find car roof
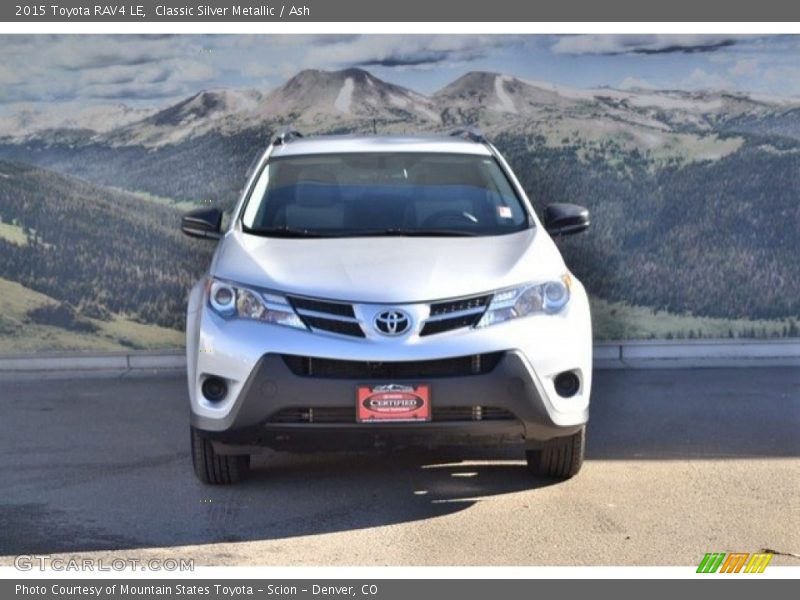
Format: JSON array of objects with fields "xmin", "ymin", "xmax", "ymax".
[{"xmin": 270, "ymin": 134, "xmax": 494, "ymax": 158}]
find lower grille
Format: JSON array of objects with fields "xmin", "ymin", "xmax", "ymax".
[
  {"xmin": 267, "ymin": 405, "xmax": 516, "ymax": 424},
  {"xmin": 431, "ymin": 406, "xmax": 517, "ymax": 421},
  {"xmin": 281, "ymin": 352, "xmax": 503, "ymax": 379},
  {"xmin": 268, "ymin": 407, "xmax": 356, "ymax": 424}
]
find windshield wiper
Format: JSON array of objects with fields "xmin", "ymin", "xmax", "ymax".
[
  {"xmin": 243, "ymin": 225, "xmax": 334, "ymax": 238},
  {"xmin": 348, "ymin": 228, "xmax": 480, "ymax": 237},
  {"xmin": 244, "ymin": 226, "xmax": 480, "ymax": 238}
]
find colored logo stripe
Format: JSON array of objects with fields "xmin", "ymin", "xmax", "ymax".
[
  {"xmin": 720, "ymin": 553, "xmax": 749, "ymax": 573},
  {"xmin": 697, "ymin": 553, "xmax": 726, "ymax": 573},
  {"xmin": 697, "ymin": 552, "xmax": 773, "ymax": 573},
  {"xmin": 744, "ymin": 553, "xmax": 773, "ymax": 573}
]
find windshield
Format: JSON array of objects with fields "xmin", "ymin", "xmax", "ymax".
[{"xmin": 240, "ymin": 152, "xmax": 530, "ymax": 237}]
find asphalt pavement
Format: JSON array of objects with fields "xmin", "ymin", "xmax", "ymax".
[{"xmin": 0, "ymin": 368, "xmax": 797, "ymax": 566}]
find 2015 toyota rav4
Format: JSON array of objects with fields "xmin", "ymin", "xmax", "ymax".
[{"xmin": 181, "ymin": 129, "xmax": 592, "ymax": 485}]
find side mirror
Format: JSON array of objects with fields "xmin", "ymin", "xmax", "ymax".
[
  {"xmin": 544, "ymin": 203, "xmax": 590, "ymax": 236},
  {"xmin": 181, "ymin": 207, "xmax": 223, "ymax": 240}
]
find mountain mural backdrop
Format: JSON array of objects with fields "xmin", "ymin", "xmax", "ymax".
[{"xmin": 0, "ymin": 67, "xmax": 798, "ymax": 352}]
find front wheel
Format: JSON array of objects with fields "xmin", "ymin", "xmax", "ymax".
[
  {"xmin": 525, "ymin": 426, "xmax": 585, "ymax": 479},
  {"xmin": 190, "ymin": 427, "xmax": 250, "ymax": 485}
]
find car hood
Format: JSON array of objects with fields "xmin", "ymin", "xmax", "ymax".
[{"xmin": 212, "ymin": 228, "xmax": 565, "ymax": 303}]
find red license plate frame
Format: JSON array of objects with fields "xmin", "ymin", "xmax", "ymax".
[{"xmin": 356, "ymin": 384, "xmax": 431, "ymax": 423}]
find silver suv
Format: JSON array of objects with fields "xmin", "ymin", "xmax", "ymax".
[{"xmin": 181, "ymin": 129, "xmax": 592, "ymax": 485}]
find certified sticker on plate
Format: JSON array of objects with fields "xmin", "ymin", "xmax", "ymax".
[{"xmin": 356, "ymin": 384, "xmax": 431, "ymax": 423}]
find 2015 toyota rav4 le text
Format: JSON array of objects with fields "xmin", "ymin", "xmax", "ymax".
[{"xmin": 181, "ymin": 129, "xmax": 592, "ymax": 485}]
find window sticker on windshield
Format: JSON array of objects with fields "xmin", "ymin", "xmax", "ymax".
[{"xmin": 497, "ymin": 206, "xmax": 513, "ymax": 219}]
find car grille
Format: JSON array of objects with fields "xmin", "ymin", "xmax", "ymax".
[
  {"xmin": 301, "ymin": 316, "xmax": 365, "ymax": 338},
  {"xmin": 267, "ymin": 405, "xmax": 516, "ymax": 424},
  {"xmin": 419, "ymin": 294, "xmax": 492, "ymax": 336},
  {"xmin": 287, "ymin": 295, "xmax": 365, "ymax": 338},
  {"xmin": 281, "ymin": 352, "xmax": 503, "ymax": 379},
  {"xmin": 420, "ymin": 314, "xmax": 483, "ymax": 336},
  {"xmin": 288, "ymin": 296, "xmax": 355, "ymax": 318},
  {"xmin": 429, "ymin": 294, "xmax": 492, "ymax": 317},
  {"xmin": 286, "ymin": 292, "xmax": 492, "ymax": 338}
]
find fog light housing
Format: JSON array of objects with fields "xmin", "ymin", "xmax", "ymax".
[
  {"xmin": 202, "ymin": 376, "xmax": 228, "ymax": 402},
  {"xmin": 554, "ymin": 371, "xmax": 580, "ymax": 398}
]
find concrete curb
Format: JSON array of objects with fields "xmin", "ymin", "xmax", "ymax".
[
  {"xmin": 0, "ymin": 350, "xmax": 185, "ymax": 376},
  {"xmin": 0, "ymin": 339, "xmax": 800, "ymax": 377},
  {"xmin": 597, "ymin": 339, "xmax": 800, "ymax": 369},
  {"xmin": 0, "ymin": 340, "xmax": 798, "ymax": 376}
]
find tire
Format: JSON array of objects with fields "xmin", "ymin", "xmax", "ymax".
[
  {"xmin": 526, "ymin": 426, "xmax": 585, "ymax": 479},
  {"xmin": 190, "ymin": 427, "xmax": 250, "ymax": 485}
]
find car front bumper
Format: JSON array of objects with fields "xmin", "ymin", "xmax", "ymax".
[{"xmin": 186, "ymin": 278, "xmax": 593, "ymax": 452}]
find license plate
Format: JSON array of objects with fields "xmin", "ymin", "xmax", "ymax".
[{"xmin": 356, "ymin": 384, "xmax": 431, "ymax": 423}]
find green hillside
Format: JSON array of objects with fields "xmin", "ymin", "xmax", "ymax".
[
  {"xmin": 0, "ymin": 277, "xmax": 182, "ymax": 353},
  {"xmin": 497, "ymin": 133, "xmax": 800, "ymax": 321},
  {"xmin": 0, "ymin": 161, "xmax": 213, "ymax": 331},
  {"xmin": 590, "ymin": 298, "xmax": 797, "ymax": 341}
]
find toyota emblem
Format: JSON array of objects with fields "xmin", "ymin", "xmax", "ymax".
[{"xmin": 374, "ymin": 309, "xmax": 411, "ymax": 336}]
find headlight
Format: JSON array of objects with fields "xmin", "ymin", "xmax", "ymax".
[
  {"xmin": 476, "ymin": 274, "xmax": 572, "ymax": 328},
  {"xmin": 207, "ymin": 279, "xmax": 306, "ymax": 329}
]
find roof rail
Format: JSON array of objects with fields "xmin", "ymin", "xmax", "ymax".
[
  {"xmin": 448, "ymin": 127, "xmax": 487, "ymax": 144},
  {"xmin": 273, "ymin": 127, "xmax": 304, "ymax": 145}
]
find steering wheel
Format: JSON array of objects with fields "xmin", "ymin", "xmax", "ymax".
[{"xmin": 421, "ymin": 211, "xmax": 478, "ymax": 228}]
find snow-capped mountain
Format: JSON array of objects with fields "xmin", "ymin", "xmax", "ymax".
[
  {"xmin": 433, "ymin": 71, "xmax": 789, "ymax": 132},
  {"xmin": 255, "ymin": 68, "xmax": 439, "ymax": 125},
  {"xmin": 434, "ymin": 71, "xmax": 579, "ymax": 119},
  {"xmin": 105, "ymin": 88, "xmax": 263, "ymax": 147},
  {"xmin": 1, "ymin": 67, "xmax": 798, "ymax": 154},
  {"xmin": 96, "ymin": 69, "xmax": 441, "ymax": 147},
  {"xmin": 146, "ymin": 89, "xmax": 262, "ymax": 127}
]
